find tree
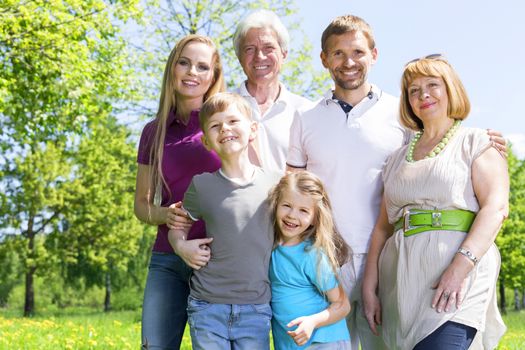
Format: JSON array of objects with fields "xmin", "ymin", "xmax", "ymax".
[
  {"xmin": 51, "ymin": 118, "xmax": 144, "ymax": 312},
  {"xmin": 496, "ymin": 148, "xmax": 525, "ymax": 313},
  {"xmin": 0, "ymin": 0, "xmax": 142, "ymax": 316}
]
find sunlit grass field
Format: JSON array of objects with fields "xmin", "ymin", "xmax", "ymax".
[{"xmin": 0, "ymin": 308, "xmax": 524, "ymax": 349}]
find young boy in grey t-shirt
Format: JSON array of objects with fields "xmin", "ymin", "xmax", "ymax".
[{"xmin": 168, "ymin": 93, "xmax": 281, "ymax": 350}]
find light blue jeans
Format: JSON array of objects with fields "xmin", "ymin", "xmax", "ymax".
[
  {"xmin": 187, "ymin": 296, "xmax": 272, "ymax": 350},
  {"xmin": 141, "ymin": 252, "xmax": 192, "ymax": 349}
]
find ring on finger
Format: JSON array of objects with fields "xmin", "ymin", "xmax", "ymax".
[{"xmin": 443, "ymin": 291, "xmax": 450, "ymax": 299}]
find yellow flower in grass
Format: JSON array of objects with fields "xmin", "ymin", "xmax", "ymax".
[
  {"xmin": 65, "ymin": 338, "xmax": 75, "ymax": 350},
  {"xmin": 88, "ymin": 325, "xmax": 97, "ymax": 337},
  {"xmin": 113, "ymin": 320, "xmax": 122, "ymax": 327},
  {"xmin": 0, "ymin": 318, "xmax": 14, "ymax": 327},
  {"xmin": 42, "ymin": 319, "xmax": 57, "ymax": 329}
]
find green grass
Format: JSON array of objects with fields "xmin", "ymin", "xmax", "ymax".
[
  {"xmin": 497, "ymin": 310, "xmax": 525, "ymax": 350},
  {"xmin": 0, "ymin": 308, "xmax": 524, "ymax": 349}
]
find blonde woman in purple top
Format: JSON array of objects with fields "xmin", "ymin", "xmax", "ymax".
[{"xmin": 134, "ymin": 34, "xmax": 225, "ymax": 349}]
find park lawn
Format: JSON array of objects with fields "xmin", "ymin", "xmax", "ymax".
[{"xmin": 0, "ymin": 308, "xmax": 524, "ymax": 349}]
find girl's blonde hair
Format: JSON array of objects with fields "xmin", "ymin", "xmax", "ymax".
[
  {"xmin": 268, "ymin": 171, "xmax": 350, "ymax": 277},
  {"xmin": 149, "ymin": 34, "xmax": 225, "ymax": 200}
]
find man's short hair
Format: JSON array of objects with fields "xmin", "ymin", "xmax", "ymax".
[{"xmin": 321, "ymin": 15, "xmax": 375, "ymax": 52}]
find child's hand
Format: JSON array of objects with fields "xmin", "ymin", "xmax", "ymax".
[
  {"xmin": 169, "ymin": 234, "xmax": 213, "ymax": 270},
  {"xmin": 286, "ymin": 316, "xmax": 316, "ymax": 346}
]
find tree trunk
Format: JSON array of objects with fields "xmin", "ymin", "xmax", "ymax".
[
  {"xmin": 514, "ymin": 288, "xmax": 520, "ymax": 311},
  {"xmin": 24, "ymin": 216, "xmax": 36, "ymax": 317},
  {"xmin": 24, "ymin": 267, "xmax": 36, "ymax": 317},
  {"xmin": 499, "ymin": 280, "xmax": 506, "ymax": 314},
  {"xmin": 104, "ymin": 272, "xmax": 111, "ymax": 312},
  {"xmin": 522, "ymin": 288, "xmax": 525, "ymax": 309}
]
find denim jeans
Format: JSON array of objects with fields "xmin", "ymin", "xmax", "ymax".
[
  {"xmin": 413, "ymin": 321, "xmax": 477, "ymax": 350},
  {"xmin": 141, "ymin": 252, "xmax": 192, "ymax": 349},
  {"xmin": 187, "ymin": 296, "xmax": 272, "ymax": 350}
]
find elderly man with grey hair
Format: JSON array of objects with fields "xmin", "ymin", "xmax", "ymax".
[{"xmin": 233, "ymin": 10, "xmax": 311, "ymax": 173}]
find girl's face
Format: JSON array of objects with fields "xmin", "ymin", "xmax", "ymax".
[
  {"xmin": 275, "ymin": 187, "xmax": 316, "ymax": 246},
  {"xmin": 173, "ymin": 42, "xmax": 215, "ymax": 102}
]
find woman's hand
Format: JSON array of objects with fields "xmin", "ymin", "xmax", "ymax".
[
  {"xmin": 166, "ymin": 201, "xmax": 193, "ymax": 230},
  {"xmin": 431, "ymin": 259, "xmax": 470, "ymax": 313},
  {"xmin": 363, "ymin": 290, "xmax": 382, "ymax": 335}
]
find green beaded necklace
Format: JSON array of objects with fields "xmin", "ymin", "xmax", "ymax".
[{"xmin": 406, "ymin": 119, "xmax": 461, "ymax": 162}]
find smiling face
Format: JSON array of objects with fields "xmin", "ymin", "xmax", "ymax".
[
  {"xmin": 275, "ymin": 187, "xmax": 316, "ymax": 246},
  {"xmin": 239, "ymin": 27, "xmax": 286, "ymax": 86},
  {"xmin": 321, "ymin": 30, "xmax": 377, "ymax": 94},
  {"xmin": 407, "ymin": 76, "xmax": 449, "ymax": 122},
  {"xmin": 201, "ymin": 104, "xmax": 257, "ymax": 157},
  {"xmin": 173, "ymin": 41, "xmax": 215, "ymax": 103}
]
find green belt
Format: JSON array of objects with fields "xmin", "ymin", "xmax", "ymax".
[{"xmin": 394, "ymin": 209, "xmax": 476, "ymax": 237}]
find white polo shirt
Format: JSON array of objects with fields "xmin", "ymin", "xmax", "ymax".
[
  {"xmin": 287, "ymin": 85, "xmax": 411, "ymax": 253},
  {"xmin": 237, "ymin": 82, "xmax": 312, "ymax": 173}
]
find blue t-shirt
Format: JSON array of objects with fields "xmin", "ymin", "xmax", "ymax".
[{"xmin": 270, "ymin": 240, "xmax": 350, "ymax": 349}]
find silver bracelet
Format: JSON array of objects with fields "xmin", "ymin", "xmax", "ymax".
[{"xmin": 457, "ymin": 247, "xmax": 478, "ymax": 265}]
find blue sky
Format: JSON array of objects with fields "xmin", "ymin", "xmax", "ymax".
[{"xmin": 295, "ymin": 0, "xmax": 525, "ymax": 157}]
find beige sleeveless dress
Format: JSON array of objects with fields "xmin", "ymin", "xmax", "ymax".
[{"xmin": 379, "ymin": 127, "xmax": 506, "ymax": 349}]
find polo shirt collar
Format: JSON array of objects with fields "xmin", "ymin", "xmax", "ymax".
[
  {"xmin": 238, "ymin": 81, "xmax": 288, "ymax": 106},
  {"xmin": 167, "ymin": 109, "xmax": 201, "ymax": 128},
  {"xmin": 323, "ymin": 84, "xmax": 381, "ymax": 107}
]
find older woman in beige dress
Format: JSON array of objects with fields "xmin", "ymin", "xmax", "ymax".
[{"xmin": 362, "ymin": 55, "xmax": 508, "ymax": 350}]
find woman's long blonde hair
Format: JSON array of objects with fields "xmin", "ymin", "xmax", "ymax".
[
  {"xmin": 268, "ymin": 171, "xmax": 350, "ymax": 278},
  {"xmin": 149, "ymin": 34, "xmax": 225, "ymax": 202}
]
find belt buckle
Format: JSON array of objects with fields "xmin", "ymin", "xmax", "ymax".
[
  {"xmin": 403, "ymin": 209, "xmax": 426, "ymax": 233},
  {"xmin": 432, "ymin": 212, "xmax": 442, "ymax": 227}
]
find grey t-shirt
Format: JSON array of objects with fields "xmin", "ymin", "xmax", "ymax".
[{"xmin": 183, "ymin": 167, "xmax": 281, "ymax": 304}]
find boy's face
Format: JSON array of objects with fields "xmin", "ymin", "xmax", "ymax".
[{"xmin": 201, "ymin": 104, "xmax": 258, "ymax": 157}]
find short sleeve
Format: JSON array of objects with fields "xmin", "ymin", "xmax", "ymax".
[
  {"xmin": 137, "ymin": 121, "xmax": 156, "ymax": 165},
  {"xmin": 286, "ymin": 112, "xmax": 307, "ymax": 168},
  {"xmin": 382, "ymin": 145, "xmax": 406, "ymax": 184},
  {"xmin": 304, "ymin": 248, "xmax": 338, "ymax": 293},
  {"xmin": 464, "ymin": 128, "xmax": 493, "ymax": 163},
  {"xmin": 182, "ymin": 179, "xmax": 201, "ymax": 221}
]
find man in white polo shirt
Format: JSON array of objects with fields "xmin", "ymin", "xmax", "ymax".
[
  {"xmin": 233, "ymin": 10, "xmax": 311, "ymax": 172},
  {"xmin": 287, "ymin": 14, "xmax": 408, "ymax": 350}
]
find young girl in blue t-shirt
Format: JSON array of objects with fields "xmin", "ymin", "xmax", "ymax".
[{"xmin": 268, "ymin": 171, "xmax": 352, "ymax": 350}]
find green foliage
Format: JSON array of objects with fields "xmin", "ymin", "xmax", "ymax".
[
  {"xmin": 0, "ymin": 0, "xmax": 144, "ymax": 315},
  {"xmin": 497, "ymin": 148, "xmax": 525, "ymax": 291},
  {"xmin": 0, "ymin": 240, "xmax": 22, "ymax": 307},
  {"xmin": 51, "ymin": 118, "xmax": 144, "ymax": 292},
  {"xmin": 6, "ymin": 277, "xmax": 105, "ymax": 311},
  {"xmin": 0, "ymin": 0, "xmax": 142, "ymax": 143}
]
